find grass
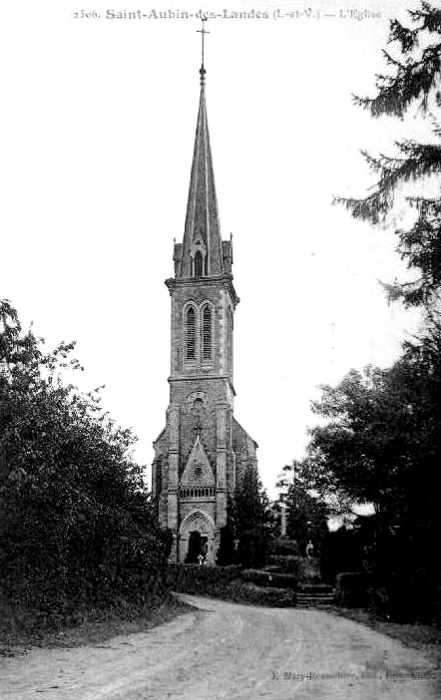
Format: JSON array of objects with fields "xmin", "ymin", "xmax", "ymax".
[
  {"xmin": 330, "ymin": 606, "xmax": 441, "ymax": 668},
  {"xmin": 0, "ymin": 594, "xmax": 195, "ymax": 657}
]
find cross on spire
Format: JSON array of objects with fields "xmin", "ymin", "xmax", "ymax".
[{"xmin": 197, "ymin": 18, "xmax": 209, "ymax": 85}]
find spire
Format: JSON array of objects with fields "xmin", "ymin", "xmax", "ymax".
[
  {"xmin": 198, "ymin": 17, "xmax": 208, "ymax": 87},
  {"xmin": 177, "ymin": 21, "xmax": 224, "ymax": 279}
]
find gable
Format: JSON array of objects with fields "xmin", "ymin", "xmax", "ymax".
[{"xmin": 180, "ymin": 435, "xmax": 215, "ymax": 487}]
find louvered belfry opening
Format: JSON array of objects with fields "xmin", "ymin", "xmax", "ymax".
[
  {"xmin": 186, "ymin": 306, "xmax": 196, "ymax": 360},
  {"xmin": 194, "ymin": 250, "xmax": 203, "ymax": 277},
  {"xmin": 202, "ymin": 304, "xmax": 212, "ymax": 360}
]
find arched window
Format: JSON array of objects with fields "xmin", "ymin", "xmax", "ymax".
[
  {"xmin": 194, "ymin": 251, "xmax": 203, "ymax": 277},
  {"xmin": 202, "ymin": 305, "xmax": 212, "ymax": 361},
  {"xmin": 185, "ymin": 306, "xmax": 196, "ymax": 360}
]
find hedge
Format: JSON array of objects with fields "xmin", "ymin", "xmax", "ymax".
[
  {"xmin": 335, "ymin": 572, "xmax": 376, "ymax": 607},
  {"xmin": 265, "ymin": 555, "xmax": 301, "ymax": 575},
  {"xmin": 268, "ymin": 539, "xmax": 300, "ymax": 556},
  {"xmin": 167, "ymin": 564, "xmax": 297, "ymax": 607},
  {"xmin": 226, "ymin": 582, "xmax": 297, "ymax": 607},
  {"xmin": 241, "ymin": 569, "xmax": 297, "ymax": 590},
  {"xmin": 168, "ymin": 564, "xmax": 241, "ymax": 596}
]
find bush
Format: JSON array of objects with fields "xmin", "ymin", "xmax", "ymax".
[
  {"xmin": 370, "ymin": 574, "xmax": 427, "ymax": 623},
  {"xmin": 335, "ymin": 572, "xmax": 376, "ymax": 607},
  {"xmin": 320, "ymin": 530, "xmax": 365, "ymax": 584},
  {"xmin": 0, "ymin": 301, "xmax": 172, "ymax": 624},
  {"xmin": 167, "ymin": 564, "xmax": 297, "ymax": 607},
  {"xmin": 241, "ymin": 569, "xmax": 297, "ymax": 590},
  {"xmin": 298, "ymin": 583, "xmax": 333, "ymax": 593},
  {"xmin": 225, "ymin": 581, "xmax": 297, "ymax": 607},
  {"xmin": 268, "ymin": 539, "xmax": 300, "ymax": 556},
  {"xmin": 265, "ymin": 555, "xmax": 300, "ymax": 574},
  {"xmin": 296, "ymin": 557, "xmax": 322, "ymax": 584},
  {"xmin": 216, "ymin": 526, "xmax": 238, "ymax": 566},
  {"xmin": 167, "ymin": 564, "xmax": 241, "ymax": 596}
]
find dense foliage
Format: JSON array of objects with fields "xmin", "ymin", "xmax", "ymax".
[
  {"xmin": 275, "ymin": 462, "xmax": 329, "ymax": 556},
  {"xmin": 217, "ymin": 465, "xmax": 272, "ymax": 568},
  {"xmin": 293, "ymin": 3, "xmax": 441, "ymax": 620},
  {"xmin": 301, "ymin": 314, "xmax": 441, "ymax": 619},
  {"xmin": 336, "ymin": 1, "xmax": 441, "ymax": 311},
  {"xmin": 0, "ymin": 301, "xmax": 171, "ymax": 625},
  {"xmin": 304, "ymin": 0, "xmax": 441, "ymax": 621}
]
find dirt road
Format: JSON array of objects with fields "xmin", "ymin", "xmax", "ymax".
[{"xmin": 1, "ymin": 595, "xmax": 440, "ymax": 699}]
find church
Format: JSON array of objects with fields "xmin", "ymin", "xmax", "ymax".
[{"xmin": 152, "ymin": 39, "xmax": 258, "ymax": 564}]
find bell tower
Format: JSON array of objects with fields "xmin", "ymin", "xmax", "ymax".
[{"xmin": 152, "ymin": 24, "xmax": 258, "ymax": 564}]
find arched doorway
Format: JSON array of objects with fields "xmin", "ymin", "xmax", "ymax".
[
  {"xmin": 185, "ymin": 531, "xmax": 208, "ymax": 563},
  {"xmin": 179, "ymin": 510, "xmax": 215, "ymax": 564}
]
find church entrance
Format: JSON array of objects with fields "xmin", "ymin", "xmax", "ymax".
[
  {"xmin": 179, "ymin": 510, "xmax": 215, "ymax": 564},
  {"xmin": 185, "ymin": 531, "xmax": 208, "ymax": 563}
]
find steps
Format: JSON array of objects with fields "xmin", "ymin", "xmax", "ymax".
[{"xmin": 296, "ymin": 584, "xmax": 335, "ymax": 608}]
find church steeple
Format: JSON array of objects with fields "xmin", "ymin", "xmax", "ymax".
[
  {"xmin": 176, "ymin": 33, "xmax": 225, "ymax": 279},
  {"xmin": 153, "ymin": 27, "xmax": 258, "ymax": 565}
]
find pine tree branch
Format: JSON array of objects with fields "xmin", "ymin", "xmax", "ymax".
[
  {"xmin": 389, "ymin": 18, "xmax": 419, "ymax": 53},
  {"xmin": 335, "ymin": 141, "xmax": 441, "ymax": 224}
]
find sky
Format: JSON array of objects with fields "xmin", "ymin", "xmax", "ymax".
[{"xmin": 0, "ymin": 1, "xmax": 424, "ymax": 498}]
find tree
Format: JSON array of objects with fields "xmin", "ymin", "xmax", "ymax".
[
  {"xmin": 331, "ymin": 5, "xmax": 441, "ymax": 615},
  {"xmin": 275, "ymin": 462, "xmax": 328, "ymax": 555},
  {"xmin": 0, "ymin": 300, "xmax": 171, "ymax": 621},
  {"xmin": 303, "ymin": 356, "xmax": 439, "ymax": 521},
  {"xmin": 336, "ymin": 2, "xmax": 441, "ymax": 311},
  {"xmin": 303, "ymin": 366, "xmax": 400, "ymax": 516},
  {"xmin": 302, "ymin": 336, "xmax": 441, "ymax": 618},
  {"xmin": 218, "ymin": 464, "xmax": 272, "ymax": 568}
]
